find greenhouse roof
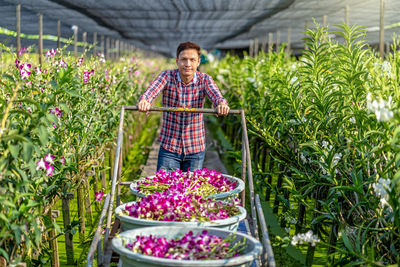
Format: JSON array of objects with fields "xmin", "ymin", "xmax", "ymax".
[{"xmin": 1, "ymin": 0, "xmax": 400, "ymax": 57}]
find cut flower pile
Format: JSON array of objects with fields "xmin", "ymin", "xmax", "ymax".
[
  {"xmin": 124, "ymin": 230, "xmax": 245, "ymax": 260},
  {"xmin": 121, "ymin": 190, "xmax": 240, "ymax": 221},
  {"xmin": 136, "ymin": 168, "xmax": 237, "ymax": 197}
]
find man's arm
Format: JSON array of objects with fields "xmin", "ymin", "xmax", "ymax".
[
  {"xmin": 204, "ymin": 74, "xmax": 230, "ymax": 116},
  {"xmin": 138, "ymin": 71, "xmax": 167, "ymax": 112}
]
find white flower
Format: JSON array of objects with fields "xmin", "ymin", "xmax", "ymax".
[
  {"xmin": 332, "ymin": 153, "xmax": 342, "ymax": 167},
  {"xmin": 216, "ymin": 74, "xmax": 224, "ymax": 82},
  {"xmin": 291, "ymin": 230, "xmax": 320, "ymax": 246},
  {"xmin": 36, "ymin": 158, "xmax": 46, "ymax": 170},
  {"xmin": 300, "ymin": 153, "xmax": 307, "ymax": 164},
  {"xmin": 349, "ymin": 117, "xmax": 356, "ymax": 124},
  {"xmin": 207, "ymin": 53, "xmax": 215, "ymax": 62},
  {"xmin": 322, "ymin": 141, "xmax": 329, "ymax": 149},
  {"xmin": 367, "ymin": 94, "xmax": 394, "ymax": 122}
]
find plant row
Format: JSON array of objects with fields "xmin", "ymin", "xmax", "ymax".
[{"xmin": 207, "ymin": 24, "xmax": 399, "ymax": 265}]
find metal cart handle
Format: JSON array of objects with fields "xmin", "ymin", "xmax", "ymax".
[{"xmin": 123, "ymin": 105, "xmax": 241, "ymax": 114}]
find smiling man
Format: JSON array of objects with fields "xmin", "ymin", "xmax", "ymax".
[{"xmin": 138, "ymin": 41, "xmax": 230, "ymax": 172}]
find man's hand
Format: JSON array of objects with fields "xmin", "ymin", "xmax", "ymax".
[
  {"xmin": 216, "ymin": 103, "xmax": 230, "ymax": 116},
  {"xmin": 138, "ymin": 99, "xmax": 151, "ymax": 113}
]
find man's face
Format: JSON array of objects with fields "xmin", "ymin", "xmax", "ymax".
[{"xmin": 176, "ymin": 49, "xmax": 200, "ymax": 78}]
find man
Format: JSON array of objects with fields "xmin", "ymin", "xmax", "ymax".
[{"xmin": 138, "ymin": 41, "xmax": 230, "ymax": 172}]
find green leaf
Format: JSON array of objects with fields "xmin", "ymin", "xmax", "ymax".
[
  {"xmin": 0, "ymin": 248, "xmax": 9, "ymax": 262},
  {"xmin": 0, "ymin": 212, "xmax": 9, "ymax": 224},
  {"xmin": 9, "ymin": 144, "xmax": 20, "ymax": 158},
  {"xmin": 341, "ymin": 231, "xmax": 354, "ymax": 253},
  {"xmin": 38, "ymin": 125, "xmax": 49, "ymax": 145},
  {"xmin": 2, "ymin": 73, "xmax": 15, "ymax": 83},
  {"xmin": 22, "ymin": 141, "xmax": 34, "ymax": 162}
]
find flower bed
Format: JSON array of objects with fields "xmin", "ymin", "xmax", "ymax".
[
  {"xmin": 112, "ymin": 226, "xmax": 262, "ymax": 267},
  {"xmin": 130, "ymin": 168, "xmax": 244, "ymax": 200}
]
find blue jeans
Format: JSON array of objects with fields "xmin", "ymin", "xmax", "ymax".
[{"xmin": 157, "ymin": 146, "xmax": 205, "ymax": 172}]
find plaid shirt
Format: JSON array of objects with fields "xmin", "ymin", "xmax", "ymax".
[{"xmin": 140, "ymin": 69, "xmax": 227, "ymax": 154}]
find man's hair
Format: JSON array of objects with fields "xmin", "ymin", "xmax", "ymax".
[{"xmin": 176, "ymin": 42, "xmax": 201, "ymax": 58}]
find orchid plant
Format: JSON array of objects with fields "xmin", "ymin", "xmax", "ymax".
[{"xmin": 123, "ymin": 230, "xmax": 246, "ymax": 260}]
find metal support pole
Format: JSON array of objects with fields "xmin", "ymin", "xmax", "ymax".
[
  {"xmin": 57, "ymin": 20, "xmax": 61, "ymax": 49},
  {"xmin": 93, "ymin": 32, "xmax": 97, "ymax": 55},
  {"xmin": 268, "ymin": 32, "xmax": 273, "ymax": 53},
  {"xmin": 38, "ymin": 14, "xmax": 43, "ymax": 66},
  {"xmin": 240, "ymin": 110, "xmax": 258, "ymax": 238},
  {"xmin": 345, "ymin": 5, "xmax": 350, "ymax": 25},
  {"xmin": 286, "ymin": 27, "xmax": 291, "ymax": 56},
  {"xmin": 82, "ymin": 32, "xmax": 87, "ymax": 55},
  {"xmin": 379, "ymin": 0, "xmax": 385, "ymax": 59},
  {"xmin": 249, "ymin": 39, "xmax": 253, "ymax": 57},
  {"xmin": 276, "ymin": 30, "xmax": 280, "ymax": 53},
  {"xmin": 74, "ymin": 26, "xmax": 78, "ymax": 58},
  {"xmin": 16, "ymin": 5, "xmax": 21, "ymax": 56},
  {"xmin": 323, "ymin": 15, "xmax": 327, "ymax": 27},
  {"xmin": 101, "ymin": 35, "xmax": 104, "ymax": 56}
]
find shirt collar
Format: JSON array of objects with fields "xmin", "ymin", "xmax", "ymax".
[{"xmin": 176, "ymin": 70, "xmax": 197, "ymax": 84}]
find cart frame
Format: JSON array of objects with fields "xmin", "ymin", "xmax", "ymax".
[{"xmin": 86, "ymin": 105, "xmax": 275, "ymax": 267}]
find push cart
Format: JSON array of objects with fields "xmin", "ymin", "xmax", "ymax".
[{"xmin": 86, "ymin": 106, "xmax": 276, "ymax": 267}]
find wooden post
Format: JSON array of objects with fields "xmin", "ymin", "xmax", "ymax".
[
  {"xmin": 327, "ymin": 222, "xmax": 338, "ymax": 265},
  {"xmin": 101, "ymin": 35, "xmax": 104, "ymax": 56},
  {"xmin": 57, "ymin": 20, "xmax": 61, "ymax": 49},
  {"xmin": 268, "ymin": 32, "xmax": 273, "ymax": 53},
  {"xmin": 273, "ymin": 168, "xmax": 283, "ymax": 213},
  {"xmin": 306, "ymin": 189, "xmax": 322, "ymax": 266},
  {"xmin": 38, "ymin": 14, "xmax": 43, "ymax": 66},
  {"xmin": 84, "ymin": 171, "xmax": 94, "ymax": 226},
  {"xmin": 93, "ymin": 32, "xmax": 97, "ymax": 55},
  {"xmin": 276, "ymin": 30, "xmax": 280, "ymax": 53},
  {"xmin": 49, "ymin": 210, "xmax": 60, "ymax": 267},
  {"xmin": 16, "ymin": 5, "xmax": 21, "ymax": 56},
  {"xmin": 265, "ymin": 157, "xmax": 274, "ymax": 201},
  {"xmin": 93, "ymin": 169, "xmax": 100, "ymax": 211},
  {"xmin": 102, "ymin": 154, "xmax": 107, "ymax": 191},
  {"xmin": 73, "ymin": 26, "xmax": 78, "ymax": 58},
  {"xmin": 345, "ymin": 5, "xmax": 350, "ymax": 25},
  {"xmin": 62, "ymin": 192, "xmax": 75, "ymax": 265},
  {"xmin": 379, "ymin": 0, "xmax": 385, "ymax": 59},
  {"xmin": 323, "ymin": 15, "xmax": 327, "ymax": 27},
  {"xmin": 296, "ymin": 203, "xmax": 306, "ymax": 233},
  {"xmin": 77, "ymin": 184, "xmax": 86, "ymax": 243}
]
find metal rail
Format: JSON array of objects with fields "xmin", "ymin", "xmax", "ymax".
[
  {"xmin": 86, "ymin": 105, "xmax": 274, "ymax": 266},
  {"xmin": 256, "ymin": 194, "xmax": 276, "ymax": 267}
]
